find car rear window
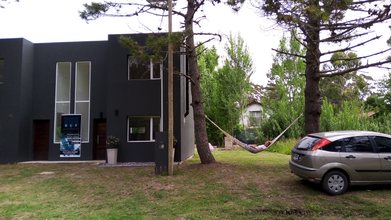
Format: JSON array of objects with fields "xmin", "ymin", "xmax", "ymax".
[
  {"xmin": 294, "ymin": 136, "xmax": 320, "ymax": 150},
  {"xmin": 322, "ymin": 140, "xmax": 343, "ymax": 152}
]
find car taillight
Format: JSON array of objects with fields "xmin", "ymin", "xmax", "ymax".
[{"xmin": 311, "ymin": 138, "xmax": 331, "ymax": 151}]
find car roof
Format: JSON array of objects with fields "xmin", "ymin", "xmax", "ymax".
[{"xmin": 308, "ymin": 130, "xmax": 391, "ymax": 141}]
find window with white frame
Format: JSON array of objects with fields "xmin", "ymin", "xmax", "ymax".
[
  {"xmin": 75, "ymin": 61, "xmax": 91, "ymax": 142},
  {"xmin": 128, "ymin": 56, "xmax": 162, "ymax": 80},
  {"xmin": 0, "ymin": 59, "xmax": 4, "ymax": 84},
  {"xmin": 54, "ymin": 62, "xmax": 71, "ymax": 142},
  {"xmin": 127, "ymin": 116, "xmax": 160, "ymax": 142},
  {"xmin": 54, "ymin": 61, "xmax": 91, "ymax": 143}
]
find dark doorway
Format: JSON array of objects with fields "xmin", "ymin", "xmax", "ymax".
[
  {"xmin": 93, "ymin": 119, "xmax": 107, "ymax": 160},
  {"xmin": 33, "ymin": 120, "xmax": 49, "ymax": 160}
]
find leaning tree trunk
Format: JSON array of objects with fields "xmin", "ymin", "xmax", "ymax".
[
  {"xmin": 304, "ymin": 0, "xmax": 322, "ymax": 134},
  {"xmin": 184, "ymin": 0, "xmax": 216, "ymax": 164}
]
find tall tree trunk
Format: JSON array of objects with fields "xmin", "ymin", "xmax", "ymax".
[
  {"xmin": 304, "ymin": 0, "xmax": 322, "ymax": 134},
  {"xmin": 185, "ymin": 0, "xmax": 216, "ymax": 164}
]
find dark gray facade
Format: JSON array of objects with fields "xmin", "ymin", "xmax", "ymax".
[{"xmin": 0, "ymin": 33, "xmax": 194, "ymax": 164}]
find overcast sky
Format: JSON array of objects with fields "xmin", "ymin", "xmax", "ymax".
[
  {"xmin": 0, "ymin": 0, "xmax": 389, "ymax": 85},
  {"xmin": 0, "ymin": 0, "xmax": 284, "ymax": 85}
]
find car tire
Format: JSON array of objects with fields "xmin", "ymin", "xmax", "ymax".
[{"xmin": 322, "ymin": 171, "xmax": 348, "ymax": 195}]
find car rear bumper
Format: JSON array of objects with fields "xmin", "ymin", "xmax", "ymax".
[{"xmin": 289, "ymin": 160, "xmax": 323, "ymax": 183}]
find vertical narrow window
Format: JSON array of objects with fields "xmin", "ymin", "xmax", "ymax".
[
  {"xmin": 54, "ymin": 62, "xmax": 71, "ymax": 142},
  {"xmin": 152, "ymin": 60, "xmax": 162, "ymax": 79},
  {"xmin": 0, "ymin": 59, "xmax": 4, "ymax": 84},
  {"xmin": 180, "ymin": 47, "xmax": 189, "ymax": 116},
  {"xmin": 127, "ymin": 116, "xmax": 160, "ymax": 142},
  {"xmin": 75, "ymin": 61, "xmax": 91, "ymax": 142}
]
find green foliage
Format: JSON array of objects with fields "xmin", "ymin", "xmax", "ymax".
[
  {"xmin": 320, "ymin": 51, "xmax": 369, "ymax": 108},
  {"xmin": 320, "ymin": 98, "xmax": 391, "ymax": 134},
  {"xmin": 199, "ymin": 34, "xmax": 254, "ymax": 146},
  {"xmin": 80, "ymin": 2, "xmax": 108, "ymax": 20},
  {"xmin": 199, "ymin": 45, "xmax": 224, "ymax": 145},
  {"xmin": 321, "ymin": 99, "xmax": 363, "ymax": 131},
  {"xmin": 261, "ymin": 0, "xmax": 391, "ymax": 134},
  {"xmin": 366, "ymin": 73, "xmax": 391, "ymax": 114},
  {"xmin": 262, "ymin": 0, "xmax": 355, "ymax": 26},
  {"xmin": 320, "ymin": 73, "xmax": 370, "ymax": 108},
  {"xmin": 265, "ymin": 138, "xmax": 299, "ymax": 155},
  {"xmin": 106, "ymin": 135, "xmax": 120, "ymax": 149},
  {"xmin": 260, "ymin": 29, "xmax": 305, "ymax": 139},
  {"xmin": 258, "ymin": 30, "xmax": 391, "ymax": 141},
  {"xmin": 119, "ymin": 33, "xmax": 184, "ymax": 63}
]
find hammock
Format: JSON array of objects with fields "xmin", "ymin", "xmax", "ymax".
[{"xmin": 205, "ymin": 113, "xmax": 303, "ymax": 154}]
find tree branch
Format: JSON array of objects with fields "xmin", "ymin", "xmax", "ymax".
[
  {"xmin": 320, "ymin": 59, "xmax": 391, "ymax": 78},
  {"xmin": 321, "ymin": 35, "xmax": 381, "ymax": 56},
  {"xmin": 177, "ymin": 72, "xmax": 196, "ymax": 85},
  {"xmin": 272, "ymin": 48, "xmax": 306, "ymax": 59},
  {"xmin": 319, "ymin": 30, "xmax": 370, "ymax": 43},
  {"xmin": 320, "ymin": 48, "xmax": 391, "ymax": 64}
]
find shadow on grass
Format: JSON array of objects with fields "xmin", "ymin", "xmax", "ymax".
[
  {"xmin": 349, "ymin": 184, "xmax": 391, "ymax": 193},
  {"xmin": 293, "ymin": 178, "xmax": 391, "ymax": 195}
]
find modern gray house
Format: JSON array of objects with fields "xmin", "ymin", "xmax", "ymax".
[{"xmin": 0, "ymin": 33, "xmax": 195, "ymax": 164}]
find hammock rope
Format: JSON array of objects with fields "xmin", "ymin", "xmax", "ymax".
[{"xmin": 205, "ymin": 113, "xmax": 303, "ymax": 154}]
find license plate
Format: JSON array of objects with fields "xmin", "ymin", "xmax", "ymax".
[{"xmin": 293, "ymin": 153, "xmax": 301, "ymax": 161}]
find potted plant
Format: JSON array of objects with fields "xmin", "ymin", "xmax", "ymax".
[{"xmin": 106, "ymin": 135, "xmax": 120, "ymax": 164}]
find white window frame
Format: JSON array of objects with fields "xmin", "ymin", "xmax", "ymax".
[
  {"xmin": 127, "ymin": 116, "xmax": 160, "ymax": 142},
  {"xmin": 151, "ymin": 59, "xmax": 162, "ymax": 80},
  {"xmin": 54, "ymin": 62, "xmax": 72, "ymax": 143},
  {"xmin": 74, "ymin": 61, "xmax": 91, "ymax": 143}
]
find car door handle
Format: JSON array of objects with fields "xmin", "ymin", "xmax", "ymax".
[
  {"xmin": 384, "ymin": 156, "xmax": 391, "ymax": 161},
  {"xmin": 345, "ymin": 155, "xmax": 356, "ymax": 159}
]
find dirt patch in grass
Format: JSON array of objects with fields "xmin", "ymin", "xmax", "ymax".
[{"xmin": 250, "ymin": 207, "xmax": 311, "ymax": 217}]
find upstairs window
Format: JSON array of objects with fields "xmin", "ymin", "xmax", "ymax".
[
  {"xmin": 0, "ymin": 59, "xmax": 4, "ymax": 84},
  {"xmin": 128, "ymin": 56, "xmax": 162, "ymax": 80}
]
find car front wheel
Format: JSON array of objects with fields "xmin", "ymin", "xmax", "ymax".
[{"xmin": 322, "ymin": 171, "xmax": 348, "ymax": 195}]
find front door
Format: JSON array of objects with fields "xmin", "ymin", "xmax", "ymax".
[
  {"xmin": 33, "ymin": 120, "xmax": 49, "ymax": 160},
  {"xmin": 93, "ymin": 119, "xmax": 107, "ymax": 160}
]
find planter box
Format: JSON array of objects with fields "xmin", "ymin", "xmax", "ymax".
[{"xmin": 107, "ymin": 148, "xmax": 118, "ymax": 164}]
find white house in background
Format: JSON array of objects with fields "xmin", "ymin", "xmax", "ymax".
[{"xmin": 241, "ymin": 101, "xmax": 262, "ymax": 128}]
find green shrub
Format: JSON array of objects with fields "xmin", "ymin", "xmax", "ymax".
[{"xmin": 267, "ymin": 138, "xmax": 300, "ymax": 155}]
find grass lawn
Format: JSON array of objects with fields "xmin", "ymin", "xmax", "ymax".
[{"xmin": 1, "ymin": 150, "xmax": 391, "ymax": 219}]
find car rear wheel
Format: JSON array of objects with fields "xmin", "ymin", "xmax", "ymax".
[{"xmin": 322, "ymin": 171, "xmax": 348, "ymax": 195}]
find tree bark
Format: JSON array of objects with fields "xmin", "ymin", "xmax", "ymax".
[
  {"xmin": 185, "ymin": 0, "xmax": 216, "ymax": 164},
  {"xmin": 304, "ymin": 0, "xmax": 322, "ymax": 134}
]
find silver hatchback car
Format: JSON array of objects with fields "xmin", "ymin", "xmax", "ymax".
[{"xmin": 290, "ymin": 131, "xmax": 391, "ymax": 195}]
